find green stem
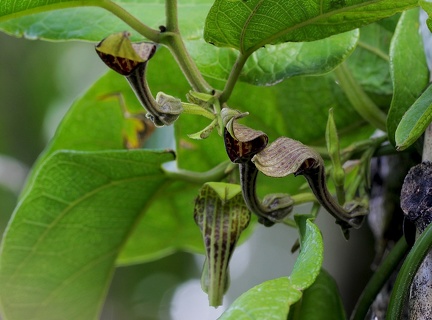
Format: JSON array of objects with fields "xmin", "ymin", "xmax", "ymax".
[
  {"xmin": 350, "ymin": 237, "xmax": 409, "ymax": 320},
  {"xmin": 145, "ymin": 0, "xmax": 214, "ymax": 95},
  {"xmin": 160, "ymin": 32, "xmax": 212, "ymax": 93},
  {"xmin": 165, "ymin": 0, "xmax": 179, "ymax": 32},
  {"xmin": 163, "ymin": 160, "xmax": 234, "ymax": 184},
  {"xmin": 341, "ymin": 135, "xmax": 388, "ymax": 163},
  {"xmin": 334, "ymin": 62, "xmax": 387, "ymax": 132},
  {"xmin": 386, "ymin": 223, "xmax": 432, "ymax": 319},
  {"xmin": 158, "ymin": 0, "xmax": 212, "ymax": 93},
  {"xmin": 291, "ymin": 193, "xmax": 318, "ymax": 205},
  {"xmin": 357, "ymin": 41, "xmax": 390, "ymax": 62},
  {"xmin": 100, "ymin": 1, "xmax": 160, "ymax": 42},
  {"xmin": 219, "ymin": 53, "xmax": 250, "ymax": 104}
]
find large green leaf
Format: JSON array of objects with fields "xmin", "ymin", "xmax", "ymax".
[
  {"xmin": 0, "ymin": 149, "xmax": 174, "ymax": 320},
  {"xmin": 387, "ymin": 8, "xmax": 429, "ymax": 146},
  {"xmin": 204, "ymin": 0, "xmax": 417, "ymax": 55},
  {"xmin": 219, "ymin": 216, "xmax": 323, "ymax": 319},
  {"xmin": 189, "ymin": 30, "xmax": 359, "ymax": 86}
]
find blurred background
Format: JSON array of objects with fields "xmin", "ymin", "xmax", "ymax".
[{"xmin": 0, "ymin": 32, "xmax": 376, "ymax": 319}]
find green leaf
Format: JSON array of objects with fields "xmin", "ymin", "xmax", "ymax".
[
  {"xmin": 290, "ymin": 269, "xmax": 346, "ymax": 320},
  {"xmin": 0, "ymin": 0, "xmax": 98, "ymax": 18},
  {"xmin": 395, "ymin": 83, "xmax": 432, "ymax": 150},
  {"xmin": 387, "ymin": 8, "xmax": 429, "ymax": 146},
  {"xmin": 290, "ymin": 216, "xmax": 324, "ymax": 288},
  {"xmin": 204, "ymin": 0, "xmax": 417, "ymax": 55},
  {"xmin": 189, "ymin": 30, "xmax": 359, "ymax": 86},
  {"xmin": 0, "ymin": 149, "xmax": 174, "ymax": 320},
  {"xmin": 219, "ymin": 216, "xmax": 323, "ymax": 319}
]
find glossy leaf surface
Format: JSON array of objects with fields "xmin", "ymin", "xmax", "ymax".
[
  {"xmin": 219, "ymin": 216, "xmax": 323, "ymax": 319},
  {"xmin": 395, "ymin": 83, "xmax": 432, "ymax": 150}
]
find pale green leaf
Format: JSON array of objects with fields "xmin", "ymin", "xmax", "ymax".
[
  {"xmin": 219, "ymin": 216, "xmax": 323, "ymax": 319},
  {"xmin": 290, "ymin": 216, "xmax": 324, "ymax": 289},
  {"xmin": 204, "ymin": 0, "xmax": 417, "ymax": 55},
  {"xmin": 387, "ymin": 8, "xmax": 429, "ymax": 146},
  {"xmin": 219, "ymin": 278, "xmax": 301, "ymax": 320},
  {"xmin": 395, "ymin": 83, "xmax": 432, "ymax": 150}
]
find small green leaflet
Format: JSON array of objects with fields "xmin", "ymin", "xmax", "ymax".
[
  {"xmin": 219, "ymin": 216, "xmax": 323, "ymax": 319},
  {"xmin": 395, "ymin": 83, "xmax": 432, "ymax": 151}
]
